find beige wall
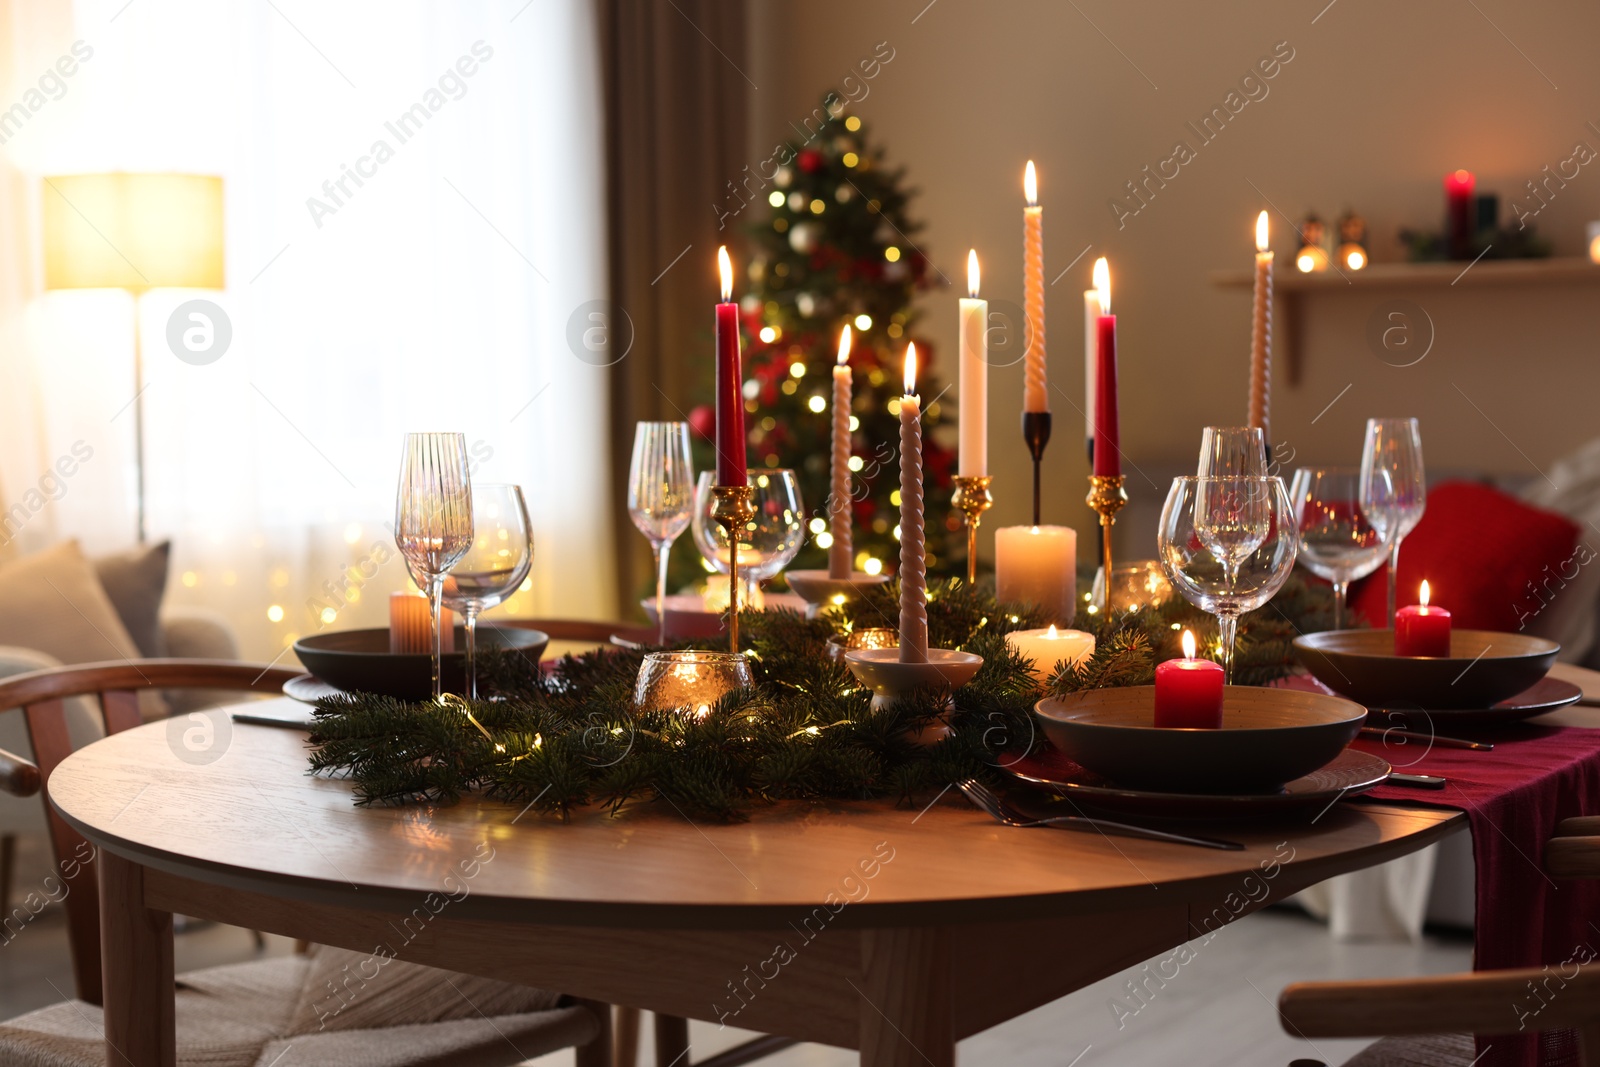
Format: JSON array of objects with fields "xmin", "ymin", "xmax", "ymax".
[{"xmin": 747, "ymin": 0, "xmax": 1600, "ymax": 552}]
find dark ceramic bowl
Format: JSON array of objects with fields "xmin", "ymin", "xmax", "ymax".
[
  {"xmin": 1033, "ymin": 685, "xmax": 1366, "ymax": 794},
  {"xmin": 1293, "ymin": 629, "xmax": 1558, "ymax": 710},
  {"xmin": 293, "ymin": 626, "xmax": 548, "ymax": 700}
]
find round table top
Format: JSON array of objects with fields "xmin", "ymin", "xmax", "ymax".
[{"xmin": 46, "ymin": 701, "xmax": 1460, "ymax": 929}]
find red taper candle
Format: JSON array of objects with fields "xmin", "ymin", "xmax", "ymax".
[
  {"xmin": 1091, "ymin": 257, "xmax": 1120, "ymax": 478},
  {"xmin": 714, "ymin": 246, "xmax": 747, "ymax": 486}
]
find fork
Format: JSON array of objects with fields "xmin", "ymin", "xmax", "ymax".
[{"xmin": 956, "ymin": 778, "xmax": 1244, "ymax": 851}]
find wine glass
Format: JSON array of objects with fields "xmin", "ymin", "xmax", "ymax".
[
  {"xmin": 1198, "ymin": 426, "xmax": 1269, "ymax": 478},
  {"xmin": 441, "ymin": 484, "xmax": 533, "ymax": 700},
  {"xmin": 1158, "ymin": 476, "xmax": 1297, "ymax": 683},
  {"xmin": 691, "ymin": 469, "xmax": 806, "ymax": 596},
  {"xmin": 1289, "ymin": 467, "xmax": 1388, "ymax": 630},
  {"xmin": 1359, "ymin": 418, "xmax": 1426, "ymax": 626},
  {"xmin": 395, "ymin": 433, "xmax": 474, "ymax": 700},
  {"xmin": 627, "ymin": 422, "xmax": 695, "ymax": 644}
]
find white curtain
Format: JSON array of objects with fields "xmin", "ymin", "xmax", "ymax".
[{"xmin": 0, "ymin": 0, "xmax": 614, "ymax": 659}]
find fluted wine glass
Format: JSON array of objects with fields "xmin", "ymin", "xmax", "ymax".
[
  {"xmin": 441, "ymin": 484, "xmax": 533, "ymax": 699},
  {"xmin": 395, "ymin": 432, "xmax": 474, "ymax": 700},
  {"xmin": 628, "ymin": 422, "xmax": 695, "ymax": 645},
  {"xmin": 1359, "ymin": 418, "xmax": 1426, "ymax": 626},
  {"xmin": 1289, "ymin": 467, "xmax": 1388, "ymax": 630},
  {"xmin": 1198, "ymin": 426, "xmax": 1269, "ymax": 478},
  {"xmin": 1158, "ymin": 476, "xmax": 1297, "ymax": 683}
]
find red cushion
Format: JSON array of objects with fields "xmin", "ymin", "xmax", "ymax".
[{"xmin": 1348, "ymin": 480, "xmax": 1580, "ymax": 631}]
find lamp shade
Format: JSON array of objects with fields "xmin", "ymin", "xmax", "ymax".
[{"xmin": 42, "ymin": 173, "xmax": 224, "ymax": 291}]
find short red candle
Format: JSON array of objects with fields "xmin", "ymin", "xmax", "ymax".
[
  {"xmin": 1445, "ymin": 170, "xmax": 1475, "ymax": 258},
  {"xmin": 714, "ymin": 247, "xmax": 747, "ymax": 487},
  {"xmin": 1395, "ymin": 579, "xmax": 1452, "ymax": 657},
  {"xmin": 1154, "ymin": 630, "xmax": 1224, "ymax": 729},
  {"xmin": 1091, "ymin": 258, "xmax": 1120, "ymax": 478}
]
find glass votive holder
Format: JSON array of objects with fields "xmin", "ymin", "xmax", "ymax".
[
  {"xmin": 827, "ymin": 627, "xmax": 899, "ymax": 662},
  {"xmin": 634, "ymin": 650, "xmax": 753, "ymax": 717},
  {"xmin": 1091, "ymin": 560, "xmax": 1174, "ymax": 615}
]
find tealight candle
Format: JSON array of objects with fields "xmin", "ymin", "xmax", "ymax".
[
  {"xmin": 1153, "ymin": 630, "xmax": 1224, "ymax": 729},
  {"xmin": 1006, "ymin": 624, "xmax": 1095, "ymax": 683},
  {"xmin": 994, "ymin": 525, "xmax": 1077, "ymax": 623},
  {"xmin": 1395, "ymin": 579, "xmax": 1452, "ymax": 657}
]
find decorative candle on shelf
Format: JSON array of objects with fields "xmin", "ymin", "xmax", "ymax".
[
  {"xmin": 1294, "ymin": 213, "xmax": 1329, "ymax": 273},
  {"xmin": 1395, "ymin": 579, "xmax": 1452, "ymax": 657},
  {"xmin": 1247, "ymin": 210, "xmax": 1273, "ymax": 440},
  {"xmin": 829, "ymin": 324, "xmax": 854, "ymax": 579},
  {"xmin": 1154, "ymin": 629, "xmax": 1224, "ymax": 729},
  {"xmin": 714, "ymin": 246, "xmax": 747, "ymax": 487},
  {"xmin": 390, "ymin": 592, "xmax": 453, "ymax": 654},
  {"xmin": 897, "ymin": 344, "xmax": 928, "ymax": 663},
  {"xmin": 1588, "ymin": 221, "xmax": 1600, "ymax": 265},
  {"xmin": 1005, "ymin": 623, "xmax": 1095, "ymax": 683},
  {"xmin": 994, "ymin": 525, "xmax": 1077, "ymax": 623},
  {"xmin": 1022, "ymin": 160, "xmax": 1052, "ymax": 525},
  {"xmin": 1445, "ymin": 169, "xmax": 1476, "ymax": 259},
  {"xmin": 958, "ymin": 250, "xmax": 987, "ymax": 478}
]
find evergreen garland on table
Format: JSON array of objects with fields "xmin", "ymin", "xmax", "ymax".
[{"xmin": 307, "ymin": 574, "xmax": 1336, "ymax": 822}]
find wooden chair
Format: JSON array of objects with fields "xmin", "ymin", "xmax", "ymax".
[
  {"xmin": 0, "ymin": 659, "xmax": 614, "ymax": 1067},
  {"xmin": 1279, "ymin": 818, "xmax": 1600, "ymax": 1066}
]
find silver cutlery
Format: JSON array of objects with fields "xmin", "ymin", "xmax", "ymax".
[
  {"xmin": 956, "ymin": 778, "xmax": 1244, "ymax": 851},
  {"xmin": 1359, "ymin": 725, "xmax": 1492, "ymax": 752}
]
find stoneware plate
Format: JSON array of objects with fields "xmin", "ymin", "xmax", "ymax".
[
  {"xmin": 1002, "ymin": 745, "xmax": 1392, "ymax": 820},
  {"xmin": 293, "ymin": 625, "xmax": 548, "ymax": 701},
  {"xmin": 1034, "ymin": 685, "xmax": 1366, "ymax": 793},
  {"xmin": 1294, "ymin": 629, "xmax": 1559, "ymax": 710},
  {"xmin": 1369, "ymin": 675, "xmax": 1582, "ymax": 725}
]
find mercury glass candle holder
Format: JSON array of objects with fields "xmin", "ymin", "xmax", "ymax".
[
  {"xmin": 634, "ymin": 650, "xmax": 753, "ymax": 718},
  {"xmin": 1090, "ymin": 560, "xmax": 1174, "ymax": 616}
]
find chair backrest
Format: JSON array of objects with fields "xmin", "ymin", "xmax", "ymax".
[{"xmin": 0, "ymin": 659, "xmax": 300, "ymax": 1006}]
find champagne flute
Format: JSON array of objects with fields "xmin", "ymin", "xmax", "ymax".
[
  {"xmin": 1289, "ymin": 467, "xmax": 1388, "ymax": 630},
  {"xmin": 1359, "ymin": 418, "xmax": 1426, "ymax": 626},
  {"xmin": 628, "ymin": 422, "xmax": 695, "ymax": 644},
  {"xmin": 442, "ymin": 484, "xmax": 533, "ymax": 700},
  {"xmin": 395, "ymin": 433, "xmax": 474, "ymax": 700},
  {"xmin": 1159, "ymin": 476, "xmax": 1297, "ymax": 683},
  {"xmin": 1198, "ymin": 426, "xmax": 1269, "ymax": 478}
]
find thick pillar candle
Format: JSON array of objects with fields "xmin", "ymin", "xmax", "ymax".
[
  {"xmin": 1022, "ymin": 161, "xmax": 1048, "ymax": 414},
  {"xmin": 1395, "ymin": 580, "xmax": 1452, "ymax": 657},
  {"xmin": 391, "ymin": 592, "xmax": 452, "ymax": 654},
  {"xmin": 1083, "ymin": 287, "xmax": 1101, "ymax": 460},
  {"xmin": 1006, "ymin": 623, "xmax": 1095, "ymax": 683},
  {"xmin": 714, "ymin": 246, "xmax": 747, "ymax": 486},
  {"xmin": 829, "ymin": 325, "xmax": 854, "ymax": 578},
  {"xmin": 958, "ymin": 250, "xmax": 987, "ymax": 476},
  {"xmin": 994, "ymin": 525, "xmax": 1077, "ymax": 623},
  {"xmin": 1247, "ymin": 211, "xmax": 1273, "ymax": 437},
  {"xmin": 898, "ymin": 344, "xmax": 928, "ymax": 663},
  {"xmin": 1091, "ymin": 257, "xmax": 1120, "ymax": 478},
  {"xmin": 1154, "ymin": 630, "xmax": 1224, "ymax": 728}
]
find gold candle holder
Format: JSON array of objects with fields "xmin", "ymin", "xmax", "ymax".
[
  {"xmin": 1085, "ymin": 474, "xmax": 1128, "ymax": 614},
  {"xmin": 709, "ymin": 484, "xmax": 757, "ymax": 653},
  {"xmin": 950, "ymin": 475, "xmax": 993, "ymax": 586}
]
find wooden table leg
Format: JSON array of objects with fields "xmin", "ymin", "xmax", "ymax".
[
  {"xmin": 615, "ymin": 1004, "xmax": 640, "ymax": 1066},
  {"xmin": 858, "ymin": 927, "xmax": 953, "ymax": 1067},
  {"xmin": 99, "ymin": 849, "xmax": 174, "ymax": 1067},
  {"xmin": 655, "ymin": 1012, "xmax": 690, "ymax": 1066}
]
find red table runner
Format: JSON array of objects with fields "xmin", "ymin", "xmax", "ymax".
[{"xmin": 1283, "ymin": 677, "xmax": 1600, "ymax": 1067}]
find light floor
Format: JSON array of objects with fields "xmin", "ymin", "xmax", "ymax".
[{"xmin": 0, "ymin": 903, "xmax": 1471, "ymax": 1067}]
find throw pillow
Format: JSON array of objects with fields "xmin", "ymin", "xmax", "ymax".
[
  {"xmin": 93, "ymin": 540, "xmax": 171, "ymax": 659},
  {"xmin": 1348, "ymin": 481, "xmax": 1581, "ymax": 632}
]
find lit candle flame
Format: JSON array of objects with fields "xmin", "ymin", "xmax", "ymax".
[
  {"xmin": 1255, "ymin": 210, "xmax": 1269, "ymax": 253},
  {"xmin": 967, "ymin": 249, "xmax": 980, "ymax": 298},
  {"xmin": 717, "ymin": 245, "xmax": 733, "ymax": 301},
  {"xmin": 1046, "ymin": 623, "xmax": 1059, "ymax": 638},
  {"xmin": 903, "ymin": 342, "xmax": 917, "ymax": 395},
  {"xmin": 1093, "ymin": 256, "xmax": 1111, "ymax": 314},
  {"xmin": 1420, "ymin": 579, "xmax": 1431, "ymax": 607},
  {"xmin": 1181, "ymin": 629, "xmax": 1196, "ymax": 660},
  {"xmin": 837, "ymin": 323, "xmax": 852, "ymax": 366},
  {"xmin": 1024, "ymin": 160, "xmax": 1038, "ymax": 206}
]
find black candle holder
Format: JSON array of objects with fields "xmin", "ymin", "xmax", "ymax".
[{"xmin": 1022, "ymin": 411, "xmax": 1052, "ymax": 526}]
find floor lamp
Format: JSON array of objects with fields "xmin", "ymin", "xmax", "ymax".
[{"xmin": 42, "ymin": 173, "xmax": 225, "ymax": 543}]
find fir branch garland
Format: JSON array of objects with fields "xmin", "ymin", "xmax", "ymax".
[{"xmin": 307, "ymin": 573, "xmax": 1335, "ymax": 821}]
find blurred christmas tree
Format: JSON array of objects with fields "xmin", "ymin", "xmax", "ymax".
[{"xmin": 682, "ymin": 97, "xmax": 959, "ymax": 591}]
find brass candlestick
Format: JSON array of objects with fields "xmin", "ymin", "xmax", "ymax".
[
  {"xmin": 950, "ymin": 475, "xmax": 993, "ymax": 586},
  {"xmin": 710, "ymin": 484, "xmax": 756, "ymax": 653},
  {"xmin": 1085, "ymin": 474, "xmax": 1128, "ymax": 614}
]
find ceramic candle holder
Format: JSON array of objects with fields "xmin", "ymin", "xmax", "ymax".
[
  {"xmin": 845, "ymin": 647, "xmax": 983, "ymax": 744},
  {"xmin": 786, "ymin": 570, "xmax": 890, "ymax": 618}
]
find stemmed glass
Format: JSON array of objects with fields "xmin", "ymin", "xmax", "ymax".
[
  {"xmin": 395, "ymin": 433, "xmax": 474, "ymax": 701},
  {"xmin": 1289, "ymin": 467, "xmax": 1388, "ymax": 630},
  {"xmin": 627, "ymin": 422, "xmax": 695, "ymax": 645},
  {"xmin": 441, "ymin": 484, "xmax": 533, "ymax": 700},
  {"xmin": 1359, "ymin": 418, "xmax": 1426, "ymax": 626},
  {"xmin": 1198, "ymin": 426, "xmax": 1269, "ymax": 478},
  {"xmin": 1159, "ymin": 476, "xmax": 1298, "ymax": 683},
  {"xmin": 691, "ymin": 469, "xmax": 806, "ymax": 595}
]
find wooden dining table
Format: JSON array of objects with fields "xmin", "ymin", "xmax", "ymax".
[{"xmin": 47, "ymin": 696, "xmax": 1465, "ymax": 1067}]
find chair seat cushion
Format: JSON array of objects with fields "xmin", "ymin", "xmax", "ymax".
[
  {"xmin": 0, "ymin": 952, "xmax": 596, "ymax": 1067},
  {"xmin": 1342, "ymin": 1033, "xmax": 1476, "ymax": 1067}
]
